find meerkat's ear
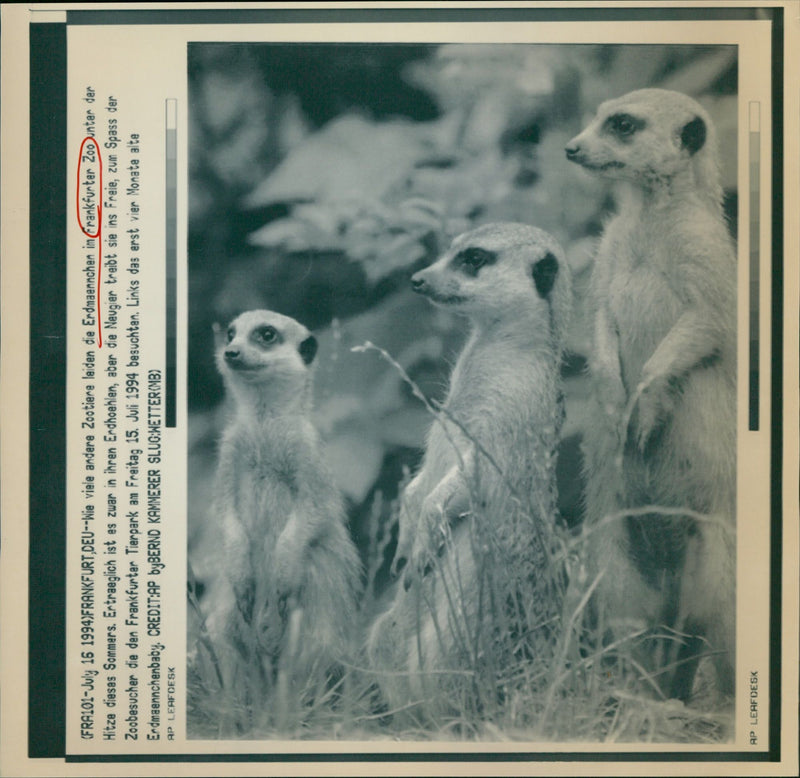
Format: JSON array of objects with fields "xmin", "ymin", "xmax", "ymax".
[
  {"xmin": 680, "ymin": 115, "xmax": 706, "ymax": 156},
  {"xmin": 531, "ymin": 252, "xmax": 559, "ymax": 298},
  {"xmin": 298, "ymin": 335, "xmax": 318, "ymax": 365},
  {"xmin": 212, "ymin": 321, "xmax": 226, "ymax": 350}
]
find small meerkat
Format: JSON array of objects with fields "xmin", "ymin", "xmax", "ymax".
[
  {"xmin": 367, "ymin": 223, "xmax": 571, "ymax": 721},
  {"xmin": 565, "ymin": 88, "xmax": 736, "ymax": 701},
  {"xmin": 207, "ymin": 310, "xmax": 361, "ymax": 718}
]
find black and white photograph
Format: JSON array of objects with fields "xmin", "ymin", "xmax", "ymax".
[
  {"xmin": 185, "ymin": 41, "xmax": 740, "ymax": 741},
  {"xmin": 2, "ymin": 3, "xmax": 798, "ymax": 775}
]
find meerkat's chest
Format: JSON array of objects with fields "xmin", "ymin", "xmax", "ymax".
[
  {"xmin": 229, "ymin": 431, "xmax": 304, "ymax": 535},
  {"xmin": 600, "ymin": 213, "xmax": 683, "ymax": 332},
  {"xmin": 426, "ymin": 346, "xmax": 558, "ymax": 471}
]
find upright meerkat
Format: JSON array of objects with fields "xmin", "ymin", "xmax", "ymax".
[
  {"xmin": 207, "ymin": 310, "xmax": 361, "ymax": 719},
  {"xmin": 367, "ymin": 223, "xmax": 572, "ymax": 721},
  {"xmin": 565, "ymin": 89, "xmax": 736, "ymax": 700}
]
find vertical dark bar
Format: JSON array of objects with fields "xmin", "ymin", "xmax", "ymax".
[
  {"xmin": 748, "ymin": 103, "xmax": 760, "ymax": 431},
  {"xmin": 29, "ymin": 21, "xmax": 68, "ymax": 758},
  {"xmin": 165, "ymin": 99, "xmax": 177, "ymax": 427},
  {"xmin": 768, "ymin": 6, "xmax": 784, "ymax": 763}
]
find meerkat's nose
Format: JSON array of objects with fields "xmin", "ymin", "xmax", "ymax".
[
  {"xmin": 564, "ymin": 142, "xmax": 581, "ymax": 160},
  {"xmin": 411, "ymin": 274, "xmax": 427, "ymax": 293},
  {"xmin": 224, "ymin": 348, "xmax": 241, "ymax": 364}
]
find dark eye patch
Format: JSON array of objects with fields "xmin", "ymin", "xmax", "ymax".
[
  {"xmin": 602, "ymin": 112, "xmax": 646, "ymax": 142},
  {"xmin": 251, "ymin": 324, "xmax": 281, "ymax": 347},
  {"xmin": 226, "ymin": 326, "xmax": 236, "ymax": 343},
  {"xmin": 531, "ymin": 252, "xmax": 559, "ymax": 298},
  {"xmin": 451, "ymin": 247, "xmax": 497, "ymax": 277}
]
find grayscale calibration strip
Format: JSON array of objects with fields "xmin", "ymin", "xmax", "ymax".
[
  {"xmin": 165, "ymin": 99, "xmax": 177, "ymax": 428},
  {"xmin": 749, "ymin": 101, "xmax": 760, "ymax": 432}
]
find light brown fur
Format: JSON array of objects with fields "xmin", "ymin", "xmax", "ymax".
[
  {"xmin": 206, "ymin": 310, "xmax": 361, "ymax": 728},
  {"xmin": 366, "ymin": 223, "xmax": 571, "ymax": 722},
  {"xmin": 566, "ymin": 89, "xmax": 736, "ymax": 700}
]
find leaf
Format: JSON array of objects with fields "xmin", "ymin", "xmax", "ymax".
[
  {"xmin": 405, "ymin": 44, "xmax": 556, "ymax": 111},
  {"xmin": 352, "ymin": 232, "xmax": 429, "ymax": 282},
  {"xmin": 395, "ymin": 198, "xmax": 446, "ymax": 231},
  {"xmin": 198, "ymin": 71, "xmax": 271, "ymax": 187},
  {"xmin": 659, "ymin": 49, "xmax": 736, "ymax": 96},
  {"xmin": 248, "ymin": 215, "xmax": 340, "ymax": 252},
  {"xmin": 244, "ymin": 114, "xmax": 427, "ymax": 208}
]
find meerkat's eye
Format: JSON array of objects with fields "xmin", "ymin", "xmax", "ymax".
[
  {"xmin": 454, "ymin": 247, "xmax": 497, "ymax": 277},
  {"xmin": 256, "ymin": 325, "xmax": 279, "ymax": 345},
  {"xmin": 616, "ymin": 117, "xmax": 634, "ymax": 135},
  {"xmin": 605, "ymin": 112, "xmax": 645, "ymax": 140},
  {"xmin": 226, "ymin": 326, "xmax": 235, "ymax": 343}
]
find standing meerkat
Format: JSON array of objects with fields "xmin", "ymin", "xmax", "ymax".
[
  {"xmin": 367, "ymin": 223, "xmax": 572, "ymax": 722},
  {"xmin": 565, "ymin": 88, "xmax": 737, "ymax": 700},
  {"xmin": 207, "ymin": 310, "xmax": 361, "ymax": 723}
]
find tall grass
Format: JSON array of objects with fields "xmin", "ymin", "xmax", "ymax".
[
  {"xmin": 187, "ymin": 517, "xmax": 732, "ymax": 741},
  {"xmin": 186, "ymin": 349, "xmax": 733, "ymax": 743}
]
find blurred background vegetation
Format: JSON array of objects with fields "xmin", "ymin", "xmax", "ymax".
[{"xmin": 187, "ymin": 42, "xmax": 737, "ymax": 605}]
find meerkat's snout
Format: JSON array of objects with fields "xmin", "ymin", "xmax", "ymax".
[
  {"xmin": 410, "ymin": 272, "xmax": 427, "ymax": 293},
  {"xmin": 409, "ymin": 263, "xmax": 467, "ymax": 307},
  {"xmin": 563, "ymin": 137, "xmax": 598, "ymax": 169},
  {"xmin": 564, "ymin": 141, "xmax": 581, "ymax": 161},
  {"xmin": 223, "ymin": 346, "xmax": 245, "ymax": 368}
]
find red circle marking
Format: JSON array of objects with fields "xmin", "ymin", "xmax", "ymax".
[{"xmin": 76, "ymin": 137, "xmax": 103, "ymax": 347}]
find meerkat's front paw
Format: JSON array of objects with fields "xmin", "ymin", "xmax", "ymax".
[
  {"xmin": 391, "ymin": 522, "xmax": 414, "ymax": 579},
  {"xmin": 256, "ymin": 598, "xmax": 288, "ymax": 657},
  {"xmin": 633, "ymin": 376, "xmax": 674, "ymax": 450},
  {"xmin": 272, "ymin": 538, "xmax": 305, "ymax": 608},
  {"xmin": 402, "ymin": 538, "xmax": 437, "ymax": 591},
  {"xmin": 421, "ymin": 494, "xmax": 450, "ymax": 552},
  {"xmin": 391, "ymin": 483, "xmax": 423, "ymax": 578},
  {"xmin": 596, "ymin": 374, "xmax": 626, "ymax": 420},
  {"xmin": 402, "ymin": 499, "xmax": 449, "ymax": 590},
  {"xmin": 232, "ymin": 576, "xmax": 256, "ymax": 625},
  {"xmin": 593, "ymin": 370, "xmax": 627, "ymax": 447}
]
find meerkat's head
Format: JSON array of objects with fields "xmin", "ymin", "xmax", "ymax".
[
  {"xmin": 564, "ymin": 89, "xmax": 721, "ymax": 202},
  {"xmin": 411, "ymin": 222, "xmax": 571, "ymax": 346},
  {"xmin": 215, "ymin": 309, "xmax": 318, "ymax": 414}
]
